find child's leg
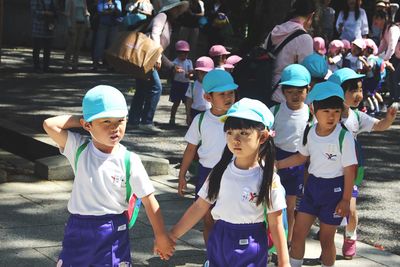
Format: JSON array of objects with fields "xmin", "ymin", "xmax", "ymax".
[
  {"xmin": 343, "ymin": 195, "xmax": 358, "ymax": 259},
  {"xmin": 286, "ymin": 195, "xmax": 297, "ymax": 243},
  {"xmin": 203, "ymin": 209, "xmax": 214, "ymax": 244},
  {"xmin": 375, "ymin": 92, "xmax": 383, "ymax": 103},
  {"xmin": 372, "ymin": 95, "xmax": 380, "ymax": 112},
  {"xmin": 289, "ymin": 212, "xmax": 316, "ymax": 262},
  {"xmin": 170, "ymin": 101, "xmax": 180, "ymax": 122},
  {"xmin": 367, "ymin": 96, "xmax": 375, "ymax": 111},
  {"xmin": 319, "ymin": 222, "xmax": 338, "ymax": 266}
]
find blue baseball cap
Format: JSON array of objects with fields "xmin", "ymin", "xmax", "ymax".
[
  {"xmin": 220, "ymin": 98, "xmax": 274, "ymax": 128},
  {"xmin": 82, "ymin": 85, "xmax": 128, "ymax": 122},
  {"xmin": 279, "ymin": 64, "xmax": 311, "ymax": 87},
  {"xmin": 305, "ymin": 81, "xmax": 344, "ymax": 104},
  {"xmin": 203, "ymin": 69, "xmax": 238, "ymax": 93},
  {"xmin": 301, "ymin": 53, "xmax": 328, "ymax": 79},
  {"xmin": 328, "ymin": 68, "xmax": 365, "ymax": 85}
]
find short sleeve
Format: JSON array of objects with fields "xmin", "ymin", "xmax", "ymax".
[
  {"xmin": 357, "ymin": 59, "xmax": 363, "ymax": 70},
  {"xmin": 188, "ymin": 60, "xmax": 193, "ymax": 71},
  {"xmin": 266, "ymin": 174, "xmax": 287, "ymax": 214},
  {"xmin": 197, "ymin": 178, "xmax": 215, "ymax": 204},
  {"xmin": 358, "ymin": 111, "xmax": 379, "ymax": 133},
  {"xmin": 61, "ymin": 131, "xmax": 87, "ymax": 167},
  {"xmin": 297, "ymin": 129, "xmax": 309, "ymax": 156},
  {"xmin": 129, "ymin": 153, "xmax": 155, "ymax": 198},
  {"xmin": 341, "ymin": 132, "xmax": 358, "ymax": 167},
  {"xmin": 184, "ymin": 113, "xmax": 202, "ymax": 145}
]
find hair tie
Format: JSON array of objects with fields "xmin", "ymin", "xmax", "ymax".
[{"xmin": 268, "ymin": 130, "xmax": 276, "ymax": 138}]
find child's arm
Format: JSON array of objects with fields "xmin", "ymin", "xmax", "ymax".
[
  {"xmin": 276, "ymin": 153, "xmax": 308, "ymax": 170},
  {"xmin": 178, "ymin": 143, "xmax": 198, "ymax": 196},
  {"xmin": 372, "ymin": 106, "xmax": 397, "ymax": 131},
  {"xmin": 335, "ymin": 164, "xmax": 357, "ymax": 217},
  {"xmin": 43, "ymin": 115, "xmax": 82, "ymax": 149},
  {"xmin": 268, "ymin": 210, "xmax": 290, "ymax": 267},
  {"xmin": 185, "ymin": 97, "xmax": 193, "ymax": 126},
  {"xmin": 141, "ymin": 193, "xmax": 175, "ymax": 260},
  {"xmin": 169, "ymin": 197, "xmax": 211, "ymax": 240}
]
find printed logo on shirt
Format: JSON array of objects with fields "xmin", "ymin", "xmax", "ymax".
[
  {"xmin": 111, "ymin": 174, "xmax": 125, "ymax": 187},
  {"xmin": 325, "ymin": 153, "xmax": 337, "ymax": 161},
  {"xmin": 241, "ymin": 187, "xmax": 258, "ymax": 204}
]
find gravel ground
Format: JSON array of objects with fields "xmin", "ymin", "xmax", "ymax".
[{"xmin": 1, "ymin": 47, "xmax": 399, "ymax": 255}]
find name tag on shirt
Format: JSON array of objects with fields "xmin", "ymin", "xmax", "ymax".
[{"xmin": 239, "ymin": 238, "xmax": 249, "ymax": 245}]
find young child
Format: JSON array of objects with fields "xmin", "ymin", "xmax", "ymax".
[
  {"xmin": 223, "ymin": 54, "xmax": 242, "ymax": 73},
  {"xmin": 185, "ymin": 56, "xmax": 213, "ymax": 125},
  {"xmin": 208, "ymin": 44, "xmax": 230, "ymax": 70},
  {"xmin": 327, "ymin": 39, "xmax": 344, "ymax": 73},
  {"xmin": 171, "ymin": 98, "xmax": 290, "ymax": 267},
  {"xmin": 328, "ymin": 68, "xmax": 398, "ymax": 260},
  {"xmin": 178, "ymin": 69, "xmax": 237, "ymax": 246},
  {"xmin": 344, "ymin": 38, "xmax": 365, "ymax": 72},
  {"xmin": 277, "ymin": 81, "xmax": 358, "ymax": 267},
  {"xmin": 271, "ymin": 64, "xmax": 311, "ymax": 245},
  {"xmin": 170, "ymin": 40, "xmax": 194, "ymax": 125},
  {"xmin": 43, "ymin": 85, "xmax": 175, "ymax": 265},
  {"xmin": 342, "ymin": 39, "xmax": 351, "ymax": 55},
  {"xmin": 301, "ymin": 53, "xmax": 329, "ymax": 89},
  {"xmin": 313, "ymin": 37, "xmax": 327, "ymax": 56}
]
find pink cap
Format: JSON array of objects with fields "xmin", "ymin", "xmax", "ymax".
[
  {"xmin": 364, "ymin": 38, "xmax": 378, "ymax": 55},
  {"xmin": 352, "ymin": 39, "xmax": 366, "ymax": 50},
  {"xmin": 342, "ymin": 39, "xmax": 351, "ymax": 50},
  {"xmin": 208, "ymin": 45, "xmax": 230, "ymax": 57},
  {"xmin": 195, "ymin": 56, "xmax": 214, "ymax": 72},
  {"xmin": 222, "ymin": 63, "xmax": 234, "ymax": 70},
  {"xmin": 175, "ymin": 40, "xmax": 190, "ymax": 52},
  {"xmin": 328, "ymin": 39, "xmax": 344, "ymax": 54},
  {"xmin": 313, "ymin": 37, "xmax": 326, "ymax": 55},
  {"xmin": 226, "ymin": 55, "xmax": 242, "ymax": 66}
]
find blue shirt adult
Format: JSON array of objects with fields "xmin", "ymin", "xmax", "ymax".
[{"xmin": 97, "ymin": 0, "xmax": 122, "ymax": 26}]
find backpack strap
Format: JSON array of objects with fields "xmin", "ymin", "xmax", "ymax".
[
  {"xmin": 272, "ymin": 104, "xmax": 281, "ymax": 117},
  {"xmin": 338, "ymin": 128, "xmax": 347, "ymax": 154},
  {"xmin": 302, "ymin": 124, "xmax": 312, "ymax": 146},
  {"xmin": 74, "ymin": 141, "xmax": 89, "ymax": 171},
  {"xmin": 272, "ymin": 29, "xmax": 307, "ymax": 56},
  {"xmin": 197, "ymin": 111, "xmax": 206, "ymax": 146},
  {"xmin": 353, "ymin": 109, "xmax": 361, "ymax": 125},
  {"xmin": 125, "ymin": 150, "xmax": 132, "ymax": 202},
  {"xmin": 124, "ymin": 149, "xmax": 142, "ymax": 229}
]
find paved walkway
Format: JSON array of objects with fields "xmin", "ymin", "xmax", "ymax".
[{"xmin": 0, "ymin": 47, "xmax": 399, "ymax": 266}]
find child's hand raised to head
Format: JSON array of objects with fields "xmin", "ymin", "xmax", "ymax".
[
  {"xmin": 153, "ymin": 233, "xmax": 176, "ymax": 260},
  {"xmin": 335, "ymin": 199, "xmax": 350, "ymax": 218}
]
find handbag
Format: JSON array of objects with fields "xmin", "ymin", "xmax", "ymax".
[{"xmin": 105, "ymin": 31, "xmax": 163, "ymax": 78}]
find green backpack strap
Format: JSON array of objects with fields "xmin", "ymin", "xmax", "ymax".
[
  {"xmin": 272, "ymin": 104, "xmax": 281, "ymax": 117},
  {"xmin": 338, "ymin": 128, "xmax": 347, "ymax": 154},
  {"xmin": 354, "ymin": 109, "xmax": 361, "ymax": 125},
  {"xmin": 197, "ymin": 111, "xmax": 205, "ymax": 146},
  {"xmin": 74, "ymin": 141, "xmax": 89, "ymax": 171},
  {"xmin": 125, "ymin": 150, "xmax": 141, "ymax": 229}
]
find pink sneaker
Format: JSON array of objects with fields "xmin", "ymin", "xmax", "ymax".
[{"xmin": 342, "ymin": 238, "xmax": 356, "ymax": 260}]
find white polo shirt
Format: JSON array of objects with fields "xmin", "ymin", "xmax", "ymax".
[
  {"xmin": 184, "ymin": 110, "xmax": 226, "ymax": 168},
  {"xmin": 198, "ymin": 161, "xmax": 287, "ymax": 224},
  {"xmin": 61, "ymin": 131, "xmax": 155, "ymax": 215},
  {"xmin": 271, "ymin": 102, "xmax": 310, "ymax": 152},
  {"xmin": 297, "ymin": 124, "xmax": 358, "ymax": 178}
]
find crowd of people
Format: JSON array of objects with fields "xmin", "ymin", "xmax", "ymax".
[{"xmin": 39, "ymin": 0, "xmax": 400, "ymax": 267}]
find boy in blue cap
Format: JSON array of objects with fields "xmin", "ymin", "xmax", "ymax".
[
  {"xmin": 277, "ymin": 81, "xmax": 358, "ymax": 267},
  {"xmin": 328, "ymin": 68, "xmax": 398, "ymax": 260},
  {"xmin": 301, "ymin": 53, "xmax": 330, "ymax": 89},
  {"xmin": 43, "ymin": 85, "xmax": 175, "ymax": 265},
  {"xmin": 270, "ymin": 64, "xmax": 311, "ymax": 245},
  {"xmin": 178, "ymin": 69, "xmax": 237, "ymax": 248}
]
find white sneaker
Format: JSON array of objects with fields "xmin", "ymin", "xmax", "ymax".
[{"xmin": 139, "ymin": 124, "xmax": 162, "ymax": 133}]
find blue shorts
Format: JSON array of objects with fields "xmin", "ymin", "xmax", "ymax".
[
  {"xmin": 207, "ymin": 220, "xmax": 268, "ymax": 267},
  {"xmin": 276, "ymin": 147, "xmax": 304, "ymax": 196},
  {"xmin": 195, "ymin": 164, "xmax": 212, "ymax": 200},
  {"xmin": 170, "ymin": 80, "xmax": 189, "ymax": 103},
  {"xmin": 298, "ymin": 175, "xmax": 347, "ymax": 226},
  {"xmin": 58, "ymin": 213, "xmax": 131, "ymax": 266}
]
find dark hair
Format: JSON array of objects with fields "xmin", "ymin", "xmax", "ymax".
[
  {"xmin": 341, "ymin": 78, "xmax": 362, "ymax": 92},
  {"xmin": 374, "ymin": 9, "xmax": 396, "ymax": 33},
  {"xmin": 288, "ymin": 0, "xmax": 316, "ymax": 19},
  {"xmin": 207, "ymin": 117, "xmax": 276, "ymax": 207},
  {"xmin": 343, "ymin": 0, "xmax": 360, "ymax": 21},
  {"xmin": 312, "ymin": 96, "xmax": 344, "ymax": 112}
]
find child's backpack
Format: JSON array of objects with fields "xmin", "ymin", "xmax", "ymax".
[
  {"xmin": 75, "ymin": 141, "xmax": 142, "ymax": 229},
  {"xmin": 302, "ymin": 123, "xmax": 365, "ymax": 186},
  {"xmin": 371, "ymin": 56, "xmax": 386, "ymax": 82},
  {"xmin": 233, "ymin": 30, "xmax": 306, "ymax": 106}
]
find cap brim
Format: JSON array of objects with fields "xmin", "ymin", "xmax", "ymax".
[
  {"xmin": 205, "ymin": 82, "xmax": 238, "ymax": 93},
  {"xmin": 195, "ymin": 67, "xmax": 213, "ymax": 72},
  {"xmin": 85, "ymin": 110, "xmax": 128, "ymax": 122},
  {"xmin": 279, "ymin": 80, "xmax": 309, "ymax": 87},
  {"xmin": 222, "ymin": 64, "xmax": 234, "ymax": 69}
]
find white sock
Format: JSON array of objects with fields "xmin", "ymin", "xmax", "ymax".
[
  {"xmin": 290, "ymin": 257, "xmax": 303, "ymax": 267},
  {"xmin": 373, "ymin": 98, "xmax": 380, "ymax": 112},
  {"xmin": 345, "ymin": 229, "xmax": 357, "ymax": 240}
]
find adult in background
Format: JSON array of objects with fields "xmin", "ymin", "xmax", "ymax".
[
  {"xmin": 30, "ymin": 0, "xmax": 57, "ymax": 73},
  {"xmin": 336, "ymin": 0, "xmax": 369, "ymax": 42},
  {"xmin": 63, "ymin": 0, "xmax": 90, "ymax": 72},
  {"xmin": 374, "ymin": 9, "xmax": 400, "ymax": 102},
  {"xmin": 263, "ymin": 0, "xmax": 315, "ymax": 104},
  {"xmin": 203, "ymin": 0, "xmax": 230, "ymax": 48},
  {"xmin": 92, "ymin": 0, "xmax": 122, "ymax": 71},
  {"xmin": 128, "ymin": 0, "xmax": 189, "ymax": 133}
]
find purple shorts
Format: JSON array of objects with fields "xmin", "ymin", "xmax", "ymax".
[
  {"xmin": 58, "ymin": 213, "xmax": 131, "ymax": 267},
  {"xmin": 195, "ymin": 164, "xmax": 212, "ymax": 200},
  {"xmin": 170, "ymin": 80, "xmax": 189, "ymax": 103},
  {"xmin": 363, "ymin": 77, "xmax": 382, "ymax": 96},
  {"xmin": 276, "ymin": 147, "xmax": 304, "ymax": 196},
  {"xmin": 298, "ymin": 175, "xmax": 346, "ymax": 226},
  {"xmin": 207, "ymin": 220, "xmax": 268, "ymax": 267}
]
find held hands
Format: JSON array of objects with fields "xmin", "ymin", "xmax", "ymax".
[
  {"xmin": 153, "ymin": 232, "xmax": 176, "ymax": 260},
  {"xmin": 335, "ymin": 199, "xmax": 350, "ymax": 218},
  {"xmin": 178, "ymin": 175, "xmax": 188, "ymax": 196}
]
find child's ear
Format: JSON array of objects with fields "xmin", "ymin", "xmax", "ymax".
[
  {"xmin": 259, "ymin": 130, "xmax": 269, "ymax": 144},
  {"xmin": 204, "ymin": 93, "xmax": 212, "ymax": 103},
  {"xmin": 80, "ymin": 118, "xmax": 92, "ymax": 132}
]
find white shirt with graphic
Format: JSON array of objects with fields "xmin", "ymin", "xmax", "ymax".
[{"xmin": 342, "ymin": 109, "xmax": 378, "ymax": 138}]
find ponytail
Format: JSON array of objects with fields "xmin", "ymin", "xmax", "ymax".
[{"xmin": 256, "ymin": 134, "xmax": 275, "ymax": 207}]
